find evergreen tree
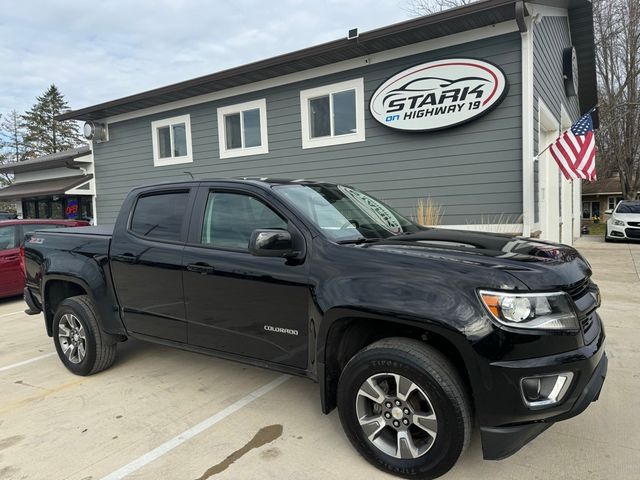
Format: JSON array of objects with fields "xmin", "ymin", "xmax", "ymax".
[
  {"xmin": 0, "ymin": 110, "xmax": 28, "ymax": 164},
  {"xmin": 22, "ymin": 85, "xmax": 82, "ymax": 157}
]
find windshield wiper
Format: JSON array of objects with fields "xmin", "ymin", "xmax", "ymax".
[{"xmin": 336, "ymin": 237, "xmax": 382, "ymax": 245}]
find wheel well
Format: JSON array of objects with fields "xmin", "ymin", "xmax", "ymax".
[
  {"xmin": 322, "ymin": 317, "xmax": 472, "ymax": 414},
  {"xmin": 44, "ymin": 280, "xmax": 88, "ymax": 336}
]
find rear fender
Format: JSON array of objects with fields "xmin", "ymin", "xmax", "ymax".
[{"xmin": 42, "ymin": 252, "xmax": 125, "ymax": 337}]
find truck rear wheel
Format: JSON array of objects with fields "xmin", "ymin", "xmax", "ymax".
[
  {"xmin": 53, "ymin": 295, "xmax": 117, "ymax": 376},
  {"xmin": 337, "ymin": 337, "xmax": 471, "ymax": 479}
]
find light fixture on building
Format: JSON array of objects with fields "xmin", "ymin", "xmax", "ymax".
[
  {"xmin": 83, "ymin": 121, "xmax": 108, "ymax": 142},
  {"xmin": 347, "ymin": 28, "xmax": 359, "ymax": 40}
]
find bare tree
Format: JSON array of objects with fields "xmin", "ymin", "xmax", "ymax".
[
  {"xmin": 594, "ymin": 0, "xmax": 640, "ymax": 199},
  {"xmin": 0, "ymin": 114, "xmax": 14, "ymax": 187},
  {"xmin": 403, "ymin": 0, "xmax": 476, "ymax": 16},
  {"xmin": 0, "ymin": 110, "xmax": 28, "ymax": 166}
]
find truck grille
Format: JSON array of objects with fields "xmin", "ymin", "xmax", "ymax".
[
  {"xmin": 563, "ymin": 277, "xmax": 598, "ymax": 342},
  {"xmin": 581, "ymin": 314, "xmax": 594, "ymax": 334},
  {"xmin": 564, "ymin": 277, "xmax": 590, "ymax": 300}
]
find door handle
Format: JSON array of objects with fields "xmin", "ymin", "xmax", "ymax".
[
  {"xmin": 113, "ymin": 253, "xmax": 137, "ymax": 264},
  {"xmin": 3, "ymin": 255, "xmax": 19, "ymax": 261},
  {"xmin": 186, "ymin": 263, "xmax": 215, "ymax": 274}
]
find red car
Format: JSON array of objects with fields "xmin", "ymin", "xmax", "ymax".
[{"xmin": 0, "ymin": 219, "xmax": 90, "ymax": 298}]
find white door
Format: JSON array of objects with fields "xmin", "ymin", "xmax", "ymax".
[{"xmin": 538, "ymin": 102, "xmax": 575, "ymax": 244}]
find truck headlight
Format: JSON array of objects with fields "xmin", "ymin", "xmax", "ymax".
[
  {"xmin": 613, "ymin": 219, "xmax": 625, "ymax": 226},
  {"xmin": 479, "ymin": 290, "xmax": 579, "ymax": 331}
]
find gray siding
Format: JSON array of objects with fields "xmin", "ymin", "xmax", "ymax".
[
  {"xmin": 532, "ymin": 15, "xmax": 581, "ymax": 222},
  {"xmin": 94, "ymin": 33, "xmax": 522, "ymax": 225}
]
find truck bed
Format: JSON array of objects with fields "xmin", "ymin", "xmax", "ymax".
[{"xmin": 35, "ymin": 225, "xmax": 114, "ymax": 237}]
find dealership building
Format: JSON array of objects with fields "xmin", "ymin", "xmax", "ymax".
[
  {"xmin": 58, "ymin": 0, "xmax": 597, "ymax": 245},
  {"xmin": 0, "ymin": 146, "xmax": 95, "ymax": 221}
]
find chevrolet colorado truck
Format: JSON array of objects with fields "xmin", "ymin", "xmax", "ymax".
[{"xmin": 23, "ymin": 179, "xmax": 607, "ymax": 479}]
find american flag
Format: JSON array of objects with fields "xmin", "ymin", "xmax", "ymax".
[{"xmin": 548, "ymin": 111, "xmax": 597, "ymax": 181}]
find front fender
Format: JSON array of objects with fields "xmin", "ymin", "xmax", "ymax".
[{"xmin": 315, "ymin": 305, "xmax": 487, "ymax": 415}]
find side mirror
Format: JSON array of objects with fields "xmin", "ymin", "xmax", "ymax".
[
  {"xmin": 249, "ymin": 229, "xmax": 295, "ymax": 258},
  {"xmin": 604, "ymin": 209, "xmax": 613, "ymax": 215}
]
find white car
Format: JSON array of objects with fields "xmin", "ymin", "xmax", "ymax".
[{"xmin": 605, "ymin": 200, "xmax": 640, "ymax": 241}]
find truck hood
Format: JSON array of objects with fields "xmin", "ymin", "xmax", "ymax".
[{"xmin": 365, "ymin": 228, "xmax": 591, "ymax": 290}]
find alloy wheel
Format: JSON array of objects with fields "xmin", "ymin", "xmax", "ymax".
[
  {"xmin": 355, "ymin": 372, "xmax": 438, "ymax": 459},
  {"xmin": 58, "ymin": 313, "xmax": 87, "ymax": 364}
]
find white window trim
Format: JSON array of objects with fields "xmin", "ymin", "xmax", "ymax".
[
  {"xmin": 151, "ymin": 114, "xmax": 193, "ymax": 167},
  {"xmin": 300, "ymin": 78, "xmax": 365, "ymax": 149},
  {"xmin": 217, "ymin": 99, "xmax": 269, "ymax": 159},
  {"xmin": 608, "ymin": 196, "xmax": 623, "ymax": 210}
]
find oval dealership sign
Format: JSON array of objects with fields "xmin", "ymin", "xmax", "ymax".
[{"xmin": 369, "ymin": 58, "xmax": 509, "ymax": 132}]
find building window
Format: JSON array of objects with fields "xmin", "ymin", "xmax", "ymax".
[
  {"xmin": 37, "ymin": 201, "xmax": 49, "ymax": 218},
  {"xmin": 217, "ymin": 99, "xmax": 269, "ymax": 159},
  {"xmin": 65, "ymin": 198, "xmax": 79, "ymax": 219},
  {"xmin": 51, "ymin": 198, "xmax": 64, "ymax": 219},
  {"xmin": 23, "ymin": 201, "xmax": 36, "ymax": 219},
  {"xmin": 300, "ymin": 78, "xmax": 365, "ymax": 149},
  {"xmin": 582, "ymin": 201, "xmax": 600, "ymax": 219},
  {"xmin": 151, "ymin": 114, "xmax": 193, "ymax": 166},
  {"xmin": 608, "ymin": 196, "xmax": 623, "ymax": 210}
]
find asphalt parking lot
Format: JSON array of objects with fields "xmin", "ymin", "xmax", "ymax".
[{"xmin": 1, "ymin": 236, "xmax": 639, "ymax": 480}]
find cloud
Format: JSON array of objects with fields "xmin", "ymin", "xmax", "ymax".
[{"xmin": 0, "ymin": 0, "xmax": 408, "ymax": 117}]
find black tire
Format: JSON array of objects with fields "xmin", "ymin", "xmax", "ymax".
[
  {"xmin": 604, "ymin": 227, "xmax": 612, "ymax": 242},
  {"xmin": 52, "ymin": 295, "xmax": 117, "ymax": 376},
  {"xmin": 337, "ymin": 338, "xmax": 471, "ymax": 480}
]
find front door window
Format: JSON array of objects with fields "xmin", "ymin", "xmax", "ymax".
[{"xmin": 201, "ymin": 192, "xmax": 287, "ymax": 250}]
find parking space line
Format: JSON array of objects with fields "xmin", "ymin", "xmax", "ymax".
[
  {"xmin": 627, "ymin": 243, "xmax": 640, "ymax": 281},
  {"xmin": 0, "ymin": 352, "xmax": 56, "ymax": 373},
  {"xmin": 0, "ymin": 310, "xmax": 25, "ymax": 318},
  {"xmin": 100, "ymin": 374, "xmax": 290, "ymax": 480}
]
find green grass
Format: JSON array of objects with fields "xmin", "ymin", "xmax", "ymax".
[{"xmin": 586, "ymin": 223, "xmax": 606, "ymax": 236}]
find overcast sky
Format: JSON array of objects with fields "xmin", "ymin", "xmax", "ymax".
[{"xmin": 0, "ymin": 1, "xmax": 411, "ymax": 118}]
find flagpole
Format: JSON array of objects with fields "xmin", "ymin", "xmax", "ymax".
[{"xmin": 533, "ymin": 142, "xmax": 553, "ymax": 161}]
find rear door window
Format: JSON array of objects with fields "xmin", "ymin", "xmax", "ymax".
[
  {"xmin": 130, "ymin": 191, "xmax": 190, "ymax": 242},
  {"xmin": 0, "ymin": 226, "xmax": 17, "ymax": 251}
]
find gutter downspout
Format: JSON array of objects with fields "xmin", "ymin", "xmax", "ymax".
[{"xmin": 518, "ymin": 1, "xmax": 534, "ymax": 237}]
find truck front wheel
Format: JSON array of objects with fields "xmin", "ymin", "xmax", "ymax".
[
  {"xmin": 53, "ymin": 295, "xmax": 117, "ymax": 376},
  {"xmin": 337, "ymin": 337, "xmax": 471, "ymax": 479}
]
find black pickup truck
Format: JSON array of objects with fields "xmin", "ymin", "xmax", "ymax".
[{"xmin": 23, "ymin": 179, "xmax": 607, "ymax": 479}]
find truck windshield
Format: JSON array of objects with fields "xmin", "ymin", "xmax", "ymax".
[{"xmin": 274, "ymin": 183, "xmax": 421, "ymax": 241}]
